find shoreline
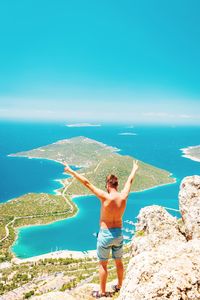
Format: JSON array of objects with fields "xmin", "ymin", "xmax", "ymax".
[
  {"xmin": 12, "ymin": 249, "xmax": 97, "ymax": 264},
  {"xmin": 11, "ymin": 176, "xmax": 94, "ymax": 261},
  {"xmin": 134, "ymin": 175, "xmax": 176, "ymax": 194},
  {"xmin": 11, "ymin": 192, "xmax": 81, "ymax": 259},
  {"xmin": 180, "ymin": 146, "xmax": 200, "ymax": 163}
]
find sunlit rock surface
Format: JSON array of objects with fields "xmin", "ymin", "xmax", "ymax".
[{"xmin": 119, "ymin": 176, "xmax": 200, "ymax": 300}]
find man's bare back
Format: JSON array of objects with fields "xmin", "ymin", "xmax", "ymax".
[{"xmin": 100, "ymin": 191, "xmax": 127, "ymax": 229}]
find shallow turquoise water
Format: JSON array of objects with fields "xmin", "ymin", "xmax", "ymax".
[{"xmin": 0, "ymin": 121, "xmax": 199, "ymax": 258}]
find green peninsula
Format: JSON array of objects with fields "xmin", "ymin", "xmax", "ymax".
[
  {"xmin": 0, "ymin": 193, "xmax": 76, "ymax": 262},
  {"xmin": 11, "ymin": 136, "xmax": 175, "ymax": 194}
]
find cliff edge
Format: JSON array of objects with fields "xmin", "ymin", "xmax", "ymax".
[{"xmin": 119, "ymin": 175, "xmax": 200, "ymax": 300}]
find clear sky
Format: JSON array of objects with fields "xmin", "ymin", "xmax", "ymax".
[{"xmin": 0, "ymin": 0, "xmax": 200, "ymax": 124}]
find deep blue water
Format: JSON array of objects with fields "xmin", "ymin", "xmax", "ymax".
[{"xmin": 0, "ymin": 121, "xmax": 199, "ymax": 258}]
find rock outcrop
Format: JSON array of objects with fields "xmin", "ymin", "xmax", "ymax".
[
  {"xmin": 131, "ymin": 205, "xmax": 186, "ymax": 256},
  {"xmin": 119, "ymin": 176, "xmax": 200, "ymax": 300},
  {"xmin": 179, "ymin": 175, "xmax": 200, "ymax": 240}
]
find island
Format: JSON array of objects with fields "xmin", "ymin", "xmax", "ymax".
[
  {"xmin": 1, "ymin": 136, "xmax": 175, "ymax": 262},
  {"xmin": 65, "ymin": 123, "xmax": 101, "ymax": 127},
  {"xmin": 181, "ymin": 145, "xmax": 200, "ymax": 162},
  {"xmin": 9, "ymin": 136, "xmax": 175, "ymax": 194},
  {"xmin": 118, "ymin": 132, "xmax": 137, "ymax": 136}
]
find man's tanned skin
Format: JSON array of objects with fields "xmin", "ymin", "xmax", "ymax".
[{"xmin": 64, "ymin": 160, "xmax": 139, "ymax": 296}]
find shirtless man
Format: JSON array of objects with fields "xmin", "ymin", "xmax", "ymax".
[{"xmin": 64, "ymin": 160, "xmax": 139, "ymax": 298}]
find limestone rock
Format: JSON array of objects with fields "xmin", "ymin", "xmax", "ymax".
[
  {"xmin": 32, "ymin": 292, "xmax": 76, "ymax": 300},
  {"xmin": 179, "ymin": 175, "xmax": 200, "ymax": 240},
  {"xmin": 119, "ymin": 177, "xmax": 200, "ymax": 300},
  {"xmin": 132, "ymin": 205, "xmax": 185, "ymax": 255},
  {"xmin": 119, "ymin": 239, "xmax": 200, "ymax": 300}
]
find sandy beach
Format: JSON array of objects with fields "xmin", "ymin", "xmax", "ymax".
[{"xmin": 12, "ymin": 249, "xmax": 97, "ymax": 264}]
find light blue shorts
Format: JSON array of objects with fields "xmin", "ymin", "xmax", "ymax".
[{"xmin": 97, "ymin": 227, "xmax": 123, "ymax": 261}]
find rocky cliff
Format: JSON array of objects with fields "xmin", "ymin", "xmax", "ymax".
[{"xmin": 119, "ymin": 175, "xmax": 200, "ymax": 300}]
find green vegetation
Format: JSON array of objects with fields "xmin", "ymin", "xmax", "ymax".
[
  {"xmin": 177, "ymin": 218, "xmax": 184, "ymax": 226},
  {"xmin": 12, "ymin": 136, "xmax": 175, "ymax": 196},
  {"xmin": 11, "ymin": 136, "xmax": 118, "ymax": 167},
  {"xmin": 0, "ymin": 244, "xmax": 132, "ymax": 297},
  {"xmin": 0, "ymin": 193, "xmax": 77, "ymax": 261},
  {"xmin": 0, "ymin": 220, "xmax": 6, "ymax": 240},
  {"xmin": 0, "ymin": 193, "xmax": 71, "ymax": 219},
  {"xmin": 0, "ymin": 256, "xmax": 94, "ymax": 295},
  {"xmin": 60, "ymin": 279, "xmax": 77, "ymax": 291},
  {"xmin": 135, "ymin": 230, "xmax": 145, "ymax": 237},
  {"xmin": 64, "ymin": 154, "xmax": 175, "ymax": 196},
  {"xmin": 24, "ymin": 290, "xmax": 35, "ymax": 299}
]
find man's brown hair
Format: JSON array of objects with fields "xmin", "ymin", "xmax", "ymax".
[{"xmin": 106, "ymin": 174, "xmax": 118, "ymax": 189}]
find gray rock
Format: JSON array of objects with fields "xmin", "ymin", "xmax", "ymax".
[
  {"xmin": 120, "ymin": 239, "xmax": 200, "ymax": 300},
  {"xmin": 119, "ymin": 176, "xmax": 200, "ymax": 300},
  {"xmin": 179, "ymin": 175, "xmax": 200, "ymax": 240},
  {"xmin": 132, "ymin": 205, "xmax": 185, "ymax": 256}
]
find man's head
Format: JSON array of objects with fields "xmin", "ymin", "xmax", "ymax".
[{"xmin": 106, "ymin": 174, "xmax": 118, "ymax": 192}]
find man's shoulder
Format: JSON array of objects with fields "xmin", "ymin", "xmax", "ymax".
[
  {"xmin": 118, "ymin": 192, "xmax": 128, "ymax": 201},
  {"xmin": 105, "ymin": 192, "xmax": 127, "ymax": 202}
]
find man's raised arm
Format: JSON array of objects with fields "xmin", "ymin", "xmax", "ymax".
[
  {"xmin": 121, "ymin": 160, "xmax": 139, "ymax": 199},
  {"xmin": 63, "ymin": 163, "xmax": 108, "ymax": 201}
]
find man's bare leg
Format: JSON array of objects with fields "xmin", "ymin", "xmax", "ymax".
[
  {"xmin": 99, "ymin": 260, "xmax": 108, "ymax": 294},
  {"xmin": 115, "ymin": 259, "xmax": 124, "ymax": 288}
]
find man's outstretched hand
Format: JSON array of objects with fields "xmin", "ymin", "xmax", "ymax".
[
  {"xmin": 132, "ymin": 159, "xmax": 139, "ymax": 172},
  {"xmin": 63, "ymin": 162, "xmax": 74, "ymax": 174}
]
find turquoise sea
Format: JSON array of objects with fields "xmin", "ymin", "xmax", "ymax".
[{"xmin": 0, "ymin": 121, "xmax": 199, "ymax": 258}]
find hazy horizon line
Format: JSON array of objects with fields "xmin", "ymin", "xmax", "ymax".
[{"xmin": 0, "ymin": 117, "xmax": 200, "ymax": 127}]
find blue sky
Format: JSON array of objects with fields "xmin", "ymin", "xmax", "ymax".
[{"xmin": 0, "ymin": 0, "xmax": 200, "ymax": 124}]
